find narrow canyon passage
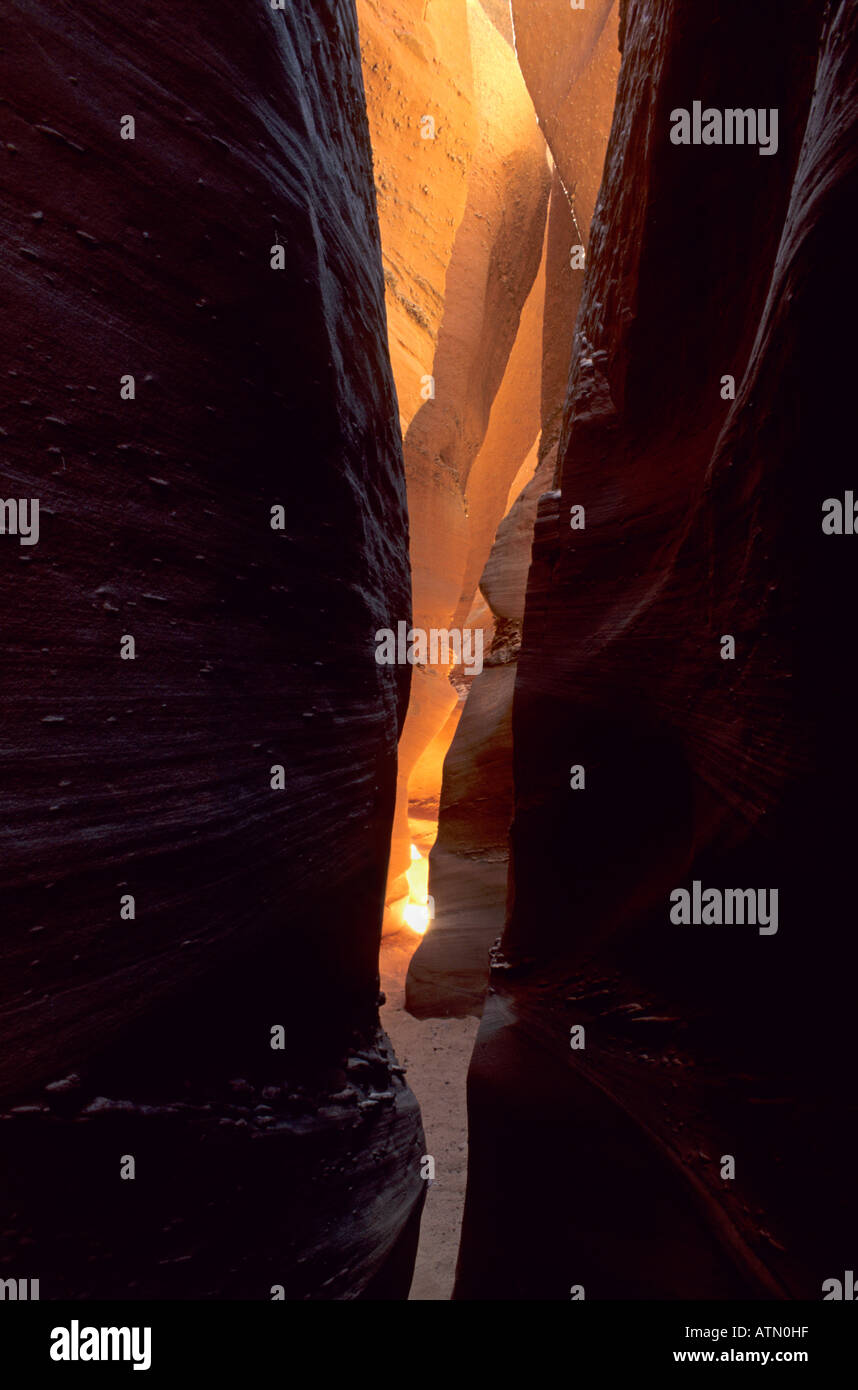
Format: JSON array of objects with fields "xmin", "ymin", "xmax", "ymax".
[
  {"xmin": 358, "ymin": 0, "xmax": 621, "ymax": 1294},
  {"xmin": 363, "ymin": 0, "xmax": 858, "ymax": 1302},
  {"xmin": 1, "ymin": 0, "xmax": 856, "ymax": 1319},
  {"xmin": 378, "ymin": 933, "xmax": 478, "ymax": 1298}
]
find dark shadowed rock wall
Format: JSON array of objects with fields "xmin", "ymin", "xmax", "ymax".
[
  {"xmin": 457, "ymin": 0, "xmax": 858, "ymax": 1300},
  {"xmin": 0, "ymin": 0, "xmax": 423, "ymax": 1299}
]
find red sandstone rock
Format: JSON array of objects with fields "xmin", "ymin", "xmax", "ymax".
[
  {"xmin": 457, "ymin": 0, "xmax": 854, "ymax": 1300},
  {"xmin": 511, "ymin": 0, "xmax": 621, "ymax": 255},
  {"xmin": 0, "ymin": 0, "xmax": 422, "ymax": 1299}
]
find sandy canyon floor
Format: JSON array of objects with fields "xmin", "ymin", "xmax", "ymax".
[{"xmin": 379, "ymin": 930, "xmax": 479, "ymax": 1300}]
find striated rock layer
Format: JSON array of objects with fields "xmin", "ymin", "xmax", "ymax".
[
  {"xmin": 0, "ymin": 0, "xmax": 423, "ymax": 1298},
  {"xmin": 457, "ymin": 0, "xmax": 857, "ymax": 1299},
  {"xmin": 406, "ymin": 6, "xmax": 620, "ymax": 1011}
]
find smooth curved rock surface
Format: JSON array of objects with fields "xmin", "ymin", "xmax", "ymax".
[
  {"xmin": 0, "ymin": 0, "xmax": 423, "ymax": 1299},
  {"xmin": 359, "ymin": 0, "xmax": 551, "ymax": 912},
  {"xmin": 406, "ymin": 20, "xmax": 620, "ymax": 1008},
  {"xmin": 457, "ymin": 0, "xmax": 854, "ymax": 1300},
  {"xmin": 511, "ymin": 0, "xmax": 621, "ymax": 249}
]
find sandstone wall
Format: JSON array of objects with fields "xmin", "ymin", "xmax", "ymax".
[
  {"xmin": 358, "ymin": 0, "xmax": 551, "ymax": 914},
  {"xmin": 0, "ymin": 0, "xmax": 422, "ymax": 1299},
  {"xmin": 406, "ymin": 5, "xmax": 621, "ymax": 1011},
  {"xmin": 457, "ymin": 0, "xmax": 855, "ymax": 1300}
]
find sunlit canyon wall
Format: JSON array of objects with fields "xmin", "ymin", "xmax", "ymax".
[
  {"xmin": 392, "ymin": 0, "xmax": 620, "ymax": 1011},
  {"xmin": 357, "ymin": 1, "xmax": 622, "ymax": 1019},
  {"xmin": 358, "ymin": 0, "xmax": 552, "ymax": 929}
]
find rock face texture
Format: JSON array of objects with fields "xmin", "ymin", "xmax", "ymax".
[
  {"xmin": 0, "ymin": 0, "xmax": 423, "ymax": 1299},
  {"xmin": 406, "ymin": 5, "xmax": 620, "ymax": 1012},
  {"xmin": 512, "ymin": 1, "xmax": 622, "ymax": 477},
  {"xmin": 358, "ymin": 0, "xmax": 551, "ymax": 917},
  {"xmin": 511, "ymin": 0, "xmax": 620, "ymax": 235},
  {"xmin": 456, "ymin": 0, "xmax": 857, "ymax": 1300},
  {"xmin": 406, "ymin": 660, "xmax": 515, "ymax": 1017}
]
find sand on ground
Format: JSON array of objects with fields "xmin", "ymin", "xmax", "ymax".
[{"xmin": 379, "ymin": 929, "xmax": 480, "ymax": 1300}]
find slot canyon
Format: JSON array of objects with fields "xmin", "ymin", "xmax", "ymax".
[{"xmin": 0, "ymin": 0, "xmax": 856, "ymax": 1311}]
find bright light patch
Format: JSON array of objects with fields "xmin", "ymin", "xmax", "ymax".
[
  {"xmin": 404, "ymin": 845, "xmax": 431, "ymax": 934},
  {"xmin": 403, "ymin": 901, "xmax": 430, "ymax": 934}
]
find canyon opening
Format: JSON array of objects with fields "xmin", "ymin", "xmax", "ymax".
[{"xmin": 1, "ymin": 0, "xmax": 857, "ymax": 1354}]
